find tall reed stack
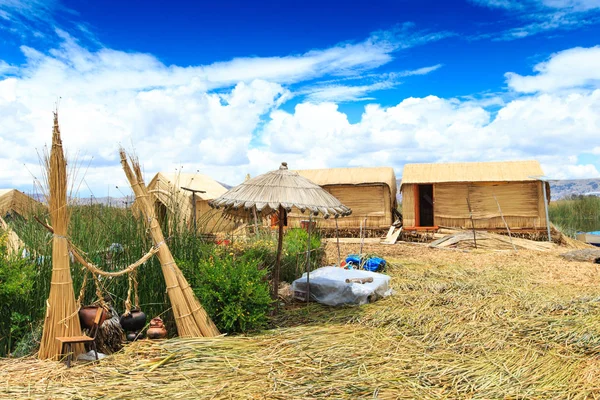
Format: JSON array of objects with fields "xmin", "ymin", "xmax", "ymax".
[
  {"xmin": 38, "ymin": 113, "xmax": 84, "ymax": 360},
  {"xmin": 119, "ymin": 148, "xmax": 219, "ymax": 337}
]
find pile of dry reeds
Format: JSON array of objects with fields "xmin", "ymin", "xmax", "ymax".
[
  {"xmin": 429, "ymin": 231, "xmax": 557, "ymax": 251},
  {"xmin": 4, "ymin": 245, "xmax": 600, "ymax": 398},
  {"xmin": 119, "ymin": 149, "xmax": 219, "ymax": 338},
  {"xmin": 37, "ymin": 113, "xmax": 84, "ymax": 360}
]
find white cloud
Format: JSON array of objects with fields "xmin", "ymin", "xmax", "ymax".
[
  {"xmin": 304, "ymin": 81, "xmax": 396, "ymax": 102},
  {"xmin": 1, "ymin": 20, "xmax": 599, "ymax": 197},
  {"xmin": 472, "ymin": 0, "xmax": 600, "ymax": 10},
  {"xmin": 470, "ymin": 0, "xmax": 600, "ymax": 40},
  {"xmin": 254, "ymin": 89, "xmax": 600, "ymax": 181},
  {"xmin": 395, "ymin": 64, "xmax": 443, "ymax": 77},
  {"xmin": 543, "ymin": 163, "xmax": 600, "ymax": 179},
  {"xmin": 301, "ymin": 64, "xmax": 442, "ymax": 102},
  {"xmin": 542, "ymin": 0, "xmax": 600, "ymax": 11},
  {"xmin": 0, "ymin": 0, "xmax": 59, "ymax": 22},
  {"xmin": 506, "ymin": 46, "xmax": 600, "ymax": 93},
  {"xmin": 0, "ymin": 25, "xmax": 452, "ymax": 194}
]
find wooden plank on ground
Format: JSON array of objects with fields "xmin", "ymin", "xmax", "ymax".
[
  {"xmin": 381, "ymin": 227, "xmax": 402, "ymax": 245},
  {"xmin": 383, "ymin": 226, "xmax": 395, "ymax": 241}
]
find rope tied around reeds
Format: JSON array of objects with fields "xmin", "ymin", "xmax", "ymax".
[
  {"xmin": 68, "ymin": 241, "xmax": 163, "ymax": 278},
  {"xmin": 123, "ymin": 269, "xmax": 140, "ymax": 316},
  {"xmin": 69, "ymin": 241, "xmax": 161, "ymax": 316}
]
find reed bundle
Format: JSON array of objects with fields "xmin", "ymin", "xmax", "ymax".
[
  {"xmin": 119, "ymin": 148, "xmax": 219, "ymax": 337},
  {"xmin": 38, "ymin": 113, "xmax": 84, "ymax": 360}
]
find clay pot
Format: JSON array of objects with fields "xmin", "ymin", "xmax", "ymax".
[
  {"xmin": 126, "ymin": 331, "xmax": 142, "ymax": 342},
  {"xmin": 146, "ymin": 317, "xmax": 167, "ymax": 340},
  {"xmin": 120, "ymin": 309, "xmax": 146, "ymax": 332},
  {"xmin": 78, "ymin": 306, "xmax": 107, "ymax": 330}
]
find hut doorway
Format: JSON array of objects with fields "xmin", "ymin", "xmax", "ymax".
[
  {"xmin": 417, "ymin": 184, "xmax": 434, "ymax": 227},
  {"xmin": 155, "ymin": 201, "xmax": 168, "ymax": 227}
]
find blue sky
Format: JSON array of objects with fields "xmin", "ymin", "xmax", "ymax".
[{"xmin": 0, "ymin": 0, "xmax": 599, "ymax": 196}]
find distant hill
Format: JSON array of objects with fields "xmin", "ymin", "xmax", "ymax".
[
  {"xmin": 395, "ymin": 178, "xmax": 600, "ymax": 202},
  {"xmin": 549, "ymin": 179, "xmax": 600, "ymax": 200}
]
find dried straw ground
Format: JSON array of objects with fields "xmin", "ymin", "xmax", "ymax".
[{"xmin": 2, "ymin": 243, "xmax": 600, "ymax": 399}]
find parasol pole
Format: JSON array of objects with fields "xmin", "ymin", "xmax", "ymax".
[
  {"xmin": 335, "ymin": 216, "xmax": 341, "ymax": 267},
  {"xmin": 274, "ymin": 205, "xmax": 285, "ymax": 309},
  {"xmin": 181, "ymin": 187, "xmax": 205, "ymax": 236},
  {"xmin": 305, "ymin": 213, "xmax": 313, "ymax": 305}
]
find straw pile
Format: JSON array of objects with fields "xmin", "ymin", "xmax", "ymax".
[
  {"xmin": 429, "ymin": 231, "xmax": 556, "ymax": 251},
  {"xmin": 38, "ymin": 113, "xmax": 84, "ymax": 360},
  {"xmin": 4, "ymin": 244, "xmax": 600, "ymax": 398},
  {"xmin": 119, "ymin": 149, "xmax": 219, "ymax": 337}
]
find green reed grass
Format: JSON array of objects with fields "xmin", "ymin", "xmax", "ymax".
[{"xmin": 550, "ymin": 195, "xmax": 600, "ymax": 237}]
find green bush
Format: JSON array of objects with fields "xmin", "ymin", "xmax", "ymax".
[
  {"xmin": 0, "ymin": 234, "xmax": 36, "ymax": 356},
  {"xmin": 182, "ymin": 252, "xmax": 272, "ymax": 333},
  {"xmin": 281, "ymin": 228, "xmax": 323, "ymax": 283},
  {"xmin": 229, "ymin": 228, "xmax": 324, "ymax": 284}
]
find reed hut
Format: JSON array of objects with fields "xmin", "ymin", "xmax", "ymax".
[
  {"xmin": 400, "ymin": 160, "xmax": 550, "ymax": 230},
  {"xmin": 0, "ymin": 189, "xmax": 42, "ymax": 219},
  {"xmin": 144, "ymin": 172, "xmax": 235, "ymax": 233},
  {"xmin": 286, "ymin": 167, "xmax": 397, "ymax": 230}
]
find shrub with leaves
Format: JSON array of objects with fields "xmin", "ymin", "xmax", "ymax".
[
  {"xmin": 281, "ymin": 228, "xmax": 323, "ymax": 283},
  {"xmin": 0, "ymin": 233, "xmax": 36, "ymax": 356},
  {"xmin": 182, "ymin": 253, "xmax": 272, "ymax": 333}
]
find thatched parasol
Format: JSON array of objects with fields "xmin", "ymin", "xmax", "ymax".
[{"xmin": 210, "ymin": 162, "xmax": 351, "ymax": 302}]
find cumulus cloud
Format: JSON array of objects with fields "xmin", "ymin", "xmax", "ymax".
[
  {"xmin": 506, "ymin": 46, "xmax": 600, "ymax": 93},
  {"xmin": 0, "ymin": 25, "xmax": 453, "ymax": 193},
  {"xmin": 254, "ymin": 89, "xmax": 600, "ymax": 180},
  {"xmin": 1, "ymin": 18, "xmax": 599, "ymax": 196}
]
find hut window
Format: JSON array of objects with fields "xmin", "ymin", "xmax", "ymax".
[{"xmin": 417, "ymin": 184, "xmax": 434, "ymax": 227}]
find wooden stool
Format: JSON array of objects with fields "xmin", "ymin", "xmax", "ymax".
[{"xmin": 56, "ymin": 307, "xmax": 103, "ymax": 368}]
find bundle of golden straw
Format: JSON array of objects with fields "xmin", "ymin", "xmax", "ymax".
[
  {"xmin": 38, "ymin": 113, "xmax": 84, "ymax": 360},
  {"xmin": 119, "ymin": 148, "xmax": 219, "ymax": 337}
]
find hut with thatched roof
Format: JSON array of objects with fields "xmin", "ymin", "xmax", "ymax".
[
  {"xmin": 285, "ymin": 167, "xmax": 397, "ymax": 230},
  {"xmin": 400, "ymin": 160, "xmax": 550, "ymax": 230},
  {"xmin": 0, "ymin": 189, "xmax": 42, "ymax": 219},
  {"xmin": 144, "ymin": 172, "xmax": 235, "ymax": 233}
]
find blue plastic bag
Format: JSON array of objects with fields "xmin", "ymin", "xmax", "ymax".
[
  {"xmin": 345, "ymin": 255, "xmax": 386, "ymax": 272},
  {"xmin": 345, "ymin": 255, "xmax": 362, "ymax": 266},
  {"xmin": 364, "ymin": 257, "xmax": 386, "ymax": 272}
]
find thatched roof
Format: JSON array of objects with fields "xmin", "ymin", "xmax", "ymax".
[
  {"xmin": 210, "ymin": 163, "xmax": 352, "ymax": 219},
  {"xmin": 0, "ymin": 189, "xmax": 43, "ymax": 217},
  {"xmin": 0, "ymin": 216, "xmax": 24, "ymax": 255},
  {"xmin": 296, "ymin": 167, "xmax": 397, "ymax": 202},
  {"xmin": 149, "ymin": 172, "xmax": 228, "ymax": 201},
  {"xmin": 401, "ymin": 160, "xmax": 545, "ymax": 187}
]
